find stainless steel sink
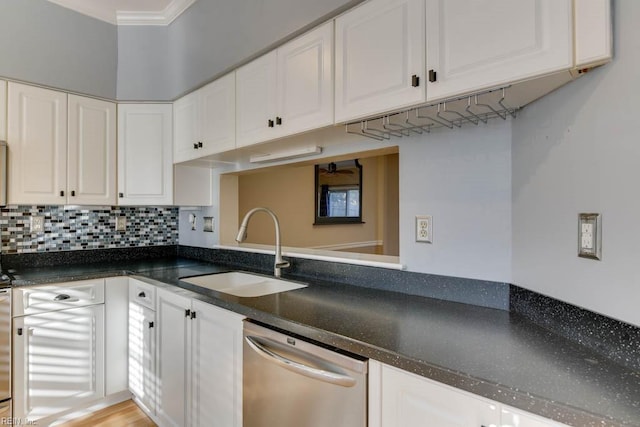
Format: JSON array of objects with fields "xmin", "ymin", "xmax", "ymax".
[{"xmin": 180, "ymin": 272, "xmax": 307, "ymax": 297}]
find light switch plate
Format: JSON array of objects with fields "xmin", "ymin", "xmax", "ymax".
[
  {"xmin": 116, "ymin": 216, "xmax": 127, "ymax": 232},
  {"xmin": 416, "ymin": 215, "xmax": 433, "ymax": 243},
  {"xmin": 31, "ymin": 215, "xmax": 44, "ymax": 233},
  {"xmin": 578, "ymin": 213, "xmax": 601, "ymax": 260}
]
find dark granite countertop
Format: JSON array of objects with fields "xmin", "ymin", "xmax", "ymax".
[{"xmin": 8, "ymin": 257, "xmax": 640, "ymax": 427}]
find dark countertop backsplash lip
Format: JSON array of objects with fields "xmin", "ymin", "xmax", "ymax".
[{"xmin": 2, "ymin": 245, "xmax": 639, "ymax": 427}]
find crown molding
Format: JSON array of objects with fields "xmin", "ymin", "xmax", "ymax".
[
  {"xmin": 47, "ymin": 0, "xmax": 118, "ymax": 25},
  {"xmin": 117, "ymin": 0, "xmax": 198, "ymax": 26},
  {"xmin": 46, "ymin": 0, "xmax": 197, "ymax": 26}
]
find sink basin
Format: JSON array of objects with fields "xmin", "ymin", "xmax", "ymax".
[{"xmin": 180, "ymin": 272, "xmax": 307, "ymax": 297}]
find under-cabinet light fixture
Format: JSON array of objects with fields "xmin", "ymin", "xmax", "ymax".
[{"xmin": 249, "ymin": 146, "xmax": 322, "ymax": 164}]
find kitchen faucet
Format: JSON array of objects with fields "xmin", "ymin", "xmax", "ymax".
[{"xmin": 236, "ymin": 207, "xmax": 290, "ymax": 278}]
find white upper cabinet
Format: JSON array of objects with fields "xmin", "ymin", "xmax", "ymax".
[
  {"xmin": 8, "ymin": 82, "xmax": 68, "ymax": 205},
  {"xmin": 235, "ymin": 51, "xmax": 279, "ymax": 147},
  {"xmin": 118, "ymin": 104, "xmax": 174, "ymax": 205},
  {"xmin": 574, "ymin": 0, "xmax": 613, "ymax": 69},
  {"xmin": 174, "ymin": 72, "xmax": 236, "ymax": 163},
  {"xmin": 8, "ymin": 83, "xmax": 116, "ymax": 205},
  {"xmin": 68, "ymin": 94, "xmax": 117, "ymax": 205},
  {"xmin": 335, "ymin": 0, "xmax": 426, "ymax": 123},
  {"xmin": 276, "ymin": 21, "xmax": 334, "ymax": 138},
  {"xmin": 425, "ymin": 0, "xmax": 573, "ymax": 102},
  {"xmin": 236, "ymin": 21, "xmax": 334, "ymax": 147},
  {"xmin": 0, "ymin": 80, "xmax": 6, "ymax": 141}
]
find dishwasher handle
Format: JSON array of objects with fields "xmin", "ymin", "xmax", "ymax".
[{"xmin": 245, "ymin": 335, "xmax": 357, "ymax": 388}]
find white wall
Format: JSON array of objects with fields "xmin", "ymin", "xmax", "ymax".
[
  {"xmin": 0, "ymin": 0, "xmax": 117, "ymax": 99},
  {"xmin": 512, "ymin": 1, "xmax": 640, "ymax": 327},
  {"xmin": 399, "ymin": 121, "xmax": 512, "ymax": 283}
]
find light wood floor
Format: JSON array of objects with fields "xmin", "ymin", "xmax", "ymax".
[{"xmin": 58, "ymin": 400, "xmax": 156, "ymax": 427}]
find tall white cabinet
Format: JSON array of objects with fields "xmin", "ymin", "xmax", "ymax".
[
  {"xmin": 7, "ymin": 82, "xmax": 116, "ymax": 205},
  {"xmin": 117, "ymin": 104, "xmax": 174, "ymax": 205},
  {"xmin": 334, "ymin": 0, "xmax": 425, "ymax": 123},
  {"xmin": 236, "ymin": 21, "xmax": 334, "ymax": 147},
  {"xmin": 424, "ymin": 0, "xmax": 573, "ymax": 101}
]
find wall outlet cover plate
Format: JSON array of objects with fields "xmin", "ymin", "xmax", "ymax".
[
  {"xmin": 578, "ymin": 213, "xmax": 601, "ymax": 260},
  {"xmin": 416, "ymin": 215, "xmax": 433, "ymax": 243},
  {"xmin": 203, "ymin": 217, "xmax": 214, "ymax": 233}
]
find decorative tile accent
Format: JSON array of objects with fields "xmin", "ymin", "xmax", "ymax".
[{"xmin": 0, "ymin": 205, "xmax": 179, "ymax": 254}]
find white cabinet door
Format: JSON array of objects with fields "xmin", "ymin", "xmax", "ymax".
[
  {"xmin": 173, "ymin": 90, "xmax": 201, "ymax": 163},
  {"xmin": 379, "ymin": 364, "xmax": 500, "ymax": 427},
  {"xmin": 235, "ymin": 51, "xmax": 278, "ymax": 147},
  {"xmin": 174, "ymin": 73, "xmax": 236, "ymax": 163},
  {"xmin": 129, "ymin": 301, "xmax": 156, "ymax": 415},
  {"xmin": 335, "ymin": 0, "xmax": 425, "ymax": 123},
  {"xmin": 0, "ymin": 80, "xmax": 6, "ymax": 141},
  {"xmin": 7, "ymin": 82, "xmax": 67, "ymax": 205},
  {"xmin": 117, "ymin": 104, "xmax": 173, "ymax": 205},
  {"xmin": 200, "ymin": 73, "xmax": 236, "ymax": 156},
  {"xmin": 68, "ymin": 95, "xmax": 116, "ymax": 205},
  {"xmin": 105, "ymin": 277, "xmax": 129, "ymax": 396},
  {"xmin": 156, "ymin": 289, "xmax": 191, "ymax": 427},
  {"xmin": 191, "ymin": 300, "xmax": 244, "ymax": 427},
  {"xmin": 276, "ymin": 21, "xmax": 334, "ymax": 137},
  {"xmin": 13, "ymin": 305, "xmax": 105, "ymax": 423},
  {"xmin": 174, "ymin": 165, "xmax": 213, "ymax": 207},
  {"xmin": 425, "ymin": 0, "xmax": 573, "ymax": 101},
  {"xmin": 574, "ymin": 0, "xmax": 613, "ymax": 69}
]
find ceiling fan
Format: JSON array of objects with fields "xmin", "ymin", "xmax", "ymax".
[{"xmin": 318, "ymin": 162, "xmax": 354, "ymax": 176}]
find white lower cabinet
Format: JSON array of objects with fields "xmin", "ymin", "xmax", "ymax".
[
  {"xmin": 13, "ymin": 280, "xmax": 107, "ymax": 424},
  {"xmin": 142, "ymin": 285, "xmax": 245, "ymax": 427},
  {"xmin": 370, "ymin": 361, "xmax": 569, "ymax": 427},
  {"xmin": 129, "ymin": 279, "xmax": 157, "ymax": 415},
  {"xmin": 190, "ymin": 299, "xmax": 244, "ymax": 427}
]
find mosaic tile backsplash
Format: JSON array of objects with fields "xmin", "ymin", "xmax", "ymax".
[{"xmin": 0, "ymin": 206, "xmax": 179, "ymax": 254}]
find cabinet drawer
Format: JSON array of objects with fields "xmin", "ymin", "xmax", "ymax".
[
  {"xmin": 129, "ymin": 279, "xmax": 156, "ymax": 311},
  {"xmin": 12, "ymin": 279, "xmax": 105, "ymax": 316}
]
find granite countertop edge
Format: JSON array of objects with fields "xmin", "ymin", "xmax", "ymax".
[{"xmin": 7, "ymin": 261, "xmax": 638, "ymax": 427}]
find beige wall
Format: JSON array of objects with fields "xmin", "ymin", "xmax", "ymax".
[{"xmin": 232, "ymin": 155, "xmax": 398, "ymax": 254}]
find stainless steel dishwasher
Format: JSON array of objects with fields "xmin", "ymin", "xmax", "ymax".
[{"xmin": 243, "ymin": 321, "xmax": 367, "ymax": 427}]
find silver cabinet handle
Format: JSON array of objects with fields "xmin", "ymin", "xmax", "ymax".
[{"xmin": 245, "ymin": 336, "xmax": 356, "ymax": 387}]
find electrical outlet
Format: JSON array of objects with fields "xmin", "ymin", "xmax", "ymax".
[
  {"xmin": 203, "ymin": 217, "xmax": 214, "ymax": 233},
  {"xmin": 116, "ymin": 216, "xmax": 127, "ymax": 232},
  {"xmin": 415, "ymin": 215, "xmax": 433, "ymax": 243},
  {"xmin": 578, "ymin": 213, "xmax": 601, "ymax": 260},
  {"xmin": 31, "ymin": 215, "xmax": 45, "ymax": 233}
]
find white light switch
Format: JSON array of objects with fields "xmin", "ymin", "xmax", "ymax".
[{"xmin": 578, "ymin": 213, "xmax": 601, "ymax": 260}]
